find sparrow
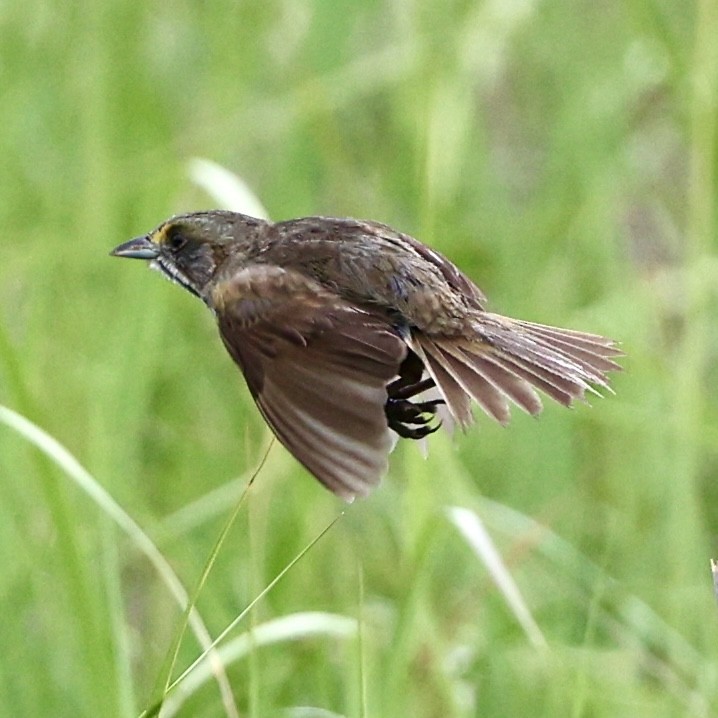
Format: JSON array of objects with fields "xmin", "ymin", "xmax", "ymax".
[{"xmin": 111, "ymin": 211, "xmax": 621, "ymax": 500}]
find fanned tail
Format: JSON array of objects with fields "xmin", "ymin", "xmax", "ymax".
[{"xmin": 409, "ymin": 312, "xmax": 622, "ymax": 429}]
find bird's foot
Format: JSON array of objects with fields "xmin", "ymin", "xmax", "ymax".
[{"xmin": 385, "ymin": 398, "xmax": 443, "ymax": 440}]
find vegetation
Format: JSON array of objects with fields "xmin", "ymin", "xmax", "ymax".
[{"xmin": 0, "ymin": 0, "xmax": 716, "ymax": 715}]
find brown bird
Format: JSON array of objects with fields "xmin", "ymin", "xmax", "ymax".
[{"xmin": 111, "ymin": 211, "xmax": 621, "ymax": 501}]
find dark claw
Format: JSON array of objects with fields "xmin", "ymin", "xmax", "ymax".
[
  {"xmin": 389, "ymin": 377, "xmax": 437, "ymax": 401},
  {"xmin": 386, "ymin": 398, "xmax": 443, "ymax": 424},
  {"xmin": 385, "ymin": 397, "xmax": 444, "ymax": 440},
  {"xmin": 385, "ymin": 348, "xmax": 444, "ymax": 440},
  {"xmin": 391, "ymin": 420, "xmax": 442, "ymax": 440}
]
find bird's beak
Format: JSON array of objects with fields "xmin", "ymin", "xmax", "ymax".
[{"xmin": 110, "ymin": 235, "xmax": 160, "ymax": 260}]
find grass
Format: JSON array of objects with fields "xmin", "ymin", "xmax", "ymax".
[{"xmin": 1, "ymin": 0, "xmax": 717, "ymax": 715}]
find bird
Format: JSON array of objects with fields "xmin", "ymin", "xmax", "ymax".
[{"xmin": 110, "ymin": 210, "xmax": 621, "ymax": 501}]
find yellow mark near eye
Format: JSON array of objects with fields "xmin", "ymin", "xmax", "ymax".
[{"xmin": 150, "ymin": 224, "xmax": 170, "ymax": 246}]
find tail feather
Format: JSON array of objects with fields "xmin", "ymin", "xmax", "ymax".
[
  {"xmin": 412, "ymin": 315, "xmax": 621, "ymax": 428},
  {"xmin": 512, "ymin": 320, "xmax": 623, "ymax": 357},
  {"xmin": 500, "ymin": 333, "xmax": 612, "ymax": 389},
  {"xmin": 484, "ymin": 351, "xmax": 584, "ymax": 406},
  {"xmin": 425, "ymin": 340, "xmax": 511, "ymax": 425},
  {"xmin": 512, "ymin": 322, "xmax": 621, "ymax": 380},
  {"xmin": 453, "ymin": 347, "xmax": 543, "ymax": 416},
  {"xmin": 410, "ymin": 339, "xmax": 473, "ymax": 427},
  {"xmin": 435, "ymin": 339, "xmax": 551, "ymax": 420},
  {"xmin": 535, "ymin": 338, "xmax": 617, "ymax": 381}
]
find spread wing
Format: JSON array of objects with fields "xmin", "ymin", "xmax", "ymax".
[{"xmin": 210, "ymin": 264, "xmax": 407, "ymax": 500}]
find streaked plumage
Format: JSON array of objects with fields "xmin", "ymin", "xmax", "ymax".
[{"xmin": 111, "ymin": 211, "xmax": 621, "ymax": 500}]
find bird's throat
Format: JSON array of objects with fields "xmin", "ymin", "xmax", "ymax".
[{"xmin": 151, "ymin": 257, "xmax": 201, "ymax": 299}]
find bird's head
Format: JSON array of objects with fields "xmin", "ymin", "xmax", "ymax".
[{"xmin": 110, "ymin": 210, "xmax": 268, "ymax": 299}]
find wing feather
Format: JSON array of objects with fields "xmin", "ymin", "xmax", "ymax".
[{"xmin": 211, "ymin": 265, "xmax": 406, "ymax": 500}]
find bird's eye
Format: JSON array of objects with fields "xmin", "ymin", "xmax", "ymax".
[{"xmin": 165, "ymin": 227, "xmax": 187, "ymax": 251}]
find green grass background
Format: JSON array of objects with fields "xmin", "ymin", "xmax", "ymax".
[{"xmin": 1, "ymin": 0, "xmax": 717, "ymax": 715}]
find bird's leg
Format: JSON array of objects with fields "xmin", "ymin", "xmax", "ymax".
[
  {"xmin": 386, "ymin": 350, "xmax": 424, "ymax": 396},
  {"xmin": 385, "ymin": 350, "xmax": 444, "ymax": 439},
  {"xmin": 390, "ymin": 377, "xmax": 436, "ymax": 401}
]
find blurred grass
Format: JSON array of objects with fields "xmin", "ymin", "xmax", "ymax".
[{"xmin": 1, "ymin": 0, "xmax": 717, "ymax": 716}]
